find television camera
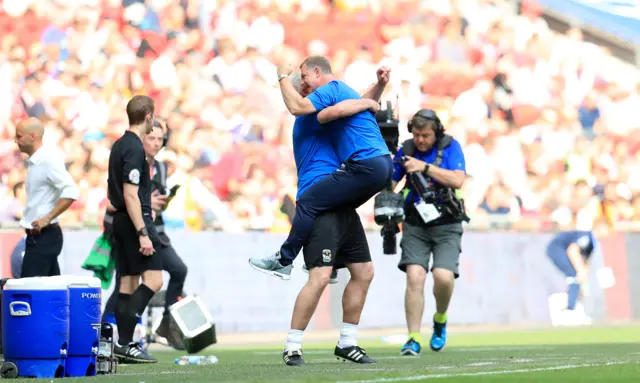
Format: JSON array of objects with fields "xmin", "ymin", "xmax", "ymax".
[
  {"xmin": 375, "ymin": 101, "xmax": 400, "ymax": 155},
  {"xmin": 373, "ymin": 101, "xmax": 403, "ymax": 254}
]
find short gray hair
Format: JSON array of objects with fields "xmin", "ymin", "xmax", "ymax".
[
  {"xmin": 300, "ymin": 56, "xmax": 332, "ymax": 74},
  {"xmin": 290, "ymin": 72, "xmax": 302, "ymax": 93}
]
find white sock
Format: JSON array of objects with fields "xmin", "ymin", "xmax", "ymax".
[
  {"xmin": 285, "ymin": 329, "xmax": 304, "ymax": 352},
  {"xmin": 337, "ymin": 322, "xmax": 358, "ymax": 348}
]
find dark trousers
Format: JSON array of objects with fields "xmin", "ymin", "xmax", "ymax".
[
  {"xmin": 546, "ymin": 245, "xmax": 577, "ymax": 277},
  {"xmin": 104, "ymin": 232, "xmax": 187, "ymax": 319},
  {"xmin": 547, "ymin": 244, "xmax": 581, "ymax": 310},
  {"xmin": 279, "ymin": 155, "xmax": 393, "ymax": 265},
  {"xmin": 21, "ymin": 225, "xmax": 63, "ymax": 277}
]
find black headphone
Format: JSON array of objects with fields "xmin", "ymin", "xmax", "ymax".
[
  {"xmin": 163, "ymin": 126, "xmax": 171, "ymax": 148},
  {"xmin": 153, "ymin": 120, "xmax": 171, "ymax": 147},
  {"xmin": 407, "ymin": 109, "xmax": 444, "ymax": 138}
]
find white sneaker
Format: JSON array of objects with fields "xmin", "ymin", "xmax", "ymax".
[{"xmin": 556, "ymin": 308, "xmax": 592, "ymax": 327}]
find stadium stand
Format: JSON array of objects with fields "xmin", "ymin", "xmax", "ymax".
[{"xmin": 0, "ymin": 0, "xmax": 638, "ymax": 232}]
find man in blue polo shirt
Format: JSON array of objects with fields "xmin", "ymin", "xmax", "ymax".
[
  {"xmin": 258, "ymin": 74, "xmax": 380, "ymax": 367},
  {"xmin": 250, "ymin": 56, "xmax": 393, "ymax": 279},
  {"xmin": 545, "ymin": 219, "xmax": 609, "ymax": 325},
  {"xmin": 250, "ymin": 71, "xmax": 382, "ymax": 281},
  {"xmin": 391, "ymin": 109, "xmax": 467, "ymax": 357}
]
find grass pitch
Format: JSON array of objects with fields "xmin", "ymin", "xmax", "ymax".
[{"xmin": 21, "ymin": 326, "xmax": 640, "ymax": 382}]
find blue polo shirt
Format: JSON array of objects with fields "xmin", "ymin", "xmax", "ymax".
[
  {"xmin": 549, "ymin": 231, "xmax": 597, "ymax": 260},
  {"xmin": 292, "ymin": 114, "xmax": 341, "ymax": 200},
  {"xmin": 306, "ymin": 80, "xmax": 389, "ymax": 163},
  {"xmin": 392, "ymin": 138, "xmax": 466, "ymax": 204}
]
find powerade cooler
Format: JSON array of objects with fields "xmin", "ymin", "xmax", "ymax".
[
  {"xmin": 2, "ymin": 277, "xmax": 70, "ymax": 379},
  {"xmin": 63, "ymin": 275, "xmax": 102, "ymax": 377}
]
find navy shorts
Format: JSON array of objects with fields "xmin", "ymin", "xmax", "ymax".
[{"xmin": 303, "ymin": 208, "xmax": 371, "ymax": 270}]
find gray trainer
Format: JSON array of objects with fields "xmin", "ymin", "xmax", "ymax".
[
  {"xmin": 248, "ymin": 252, "xmax": 293, "ymax": 280},
  {"xmin": 301, "ymin": 264, "xmax": 338, "ymax": 284}
]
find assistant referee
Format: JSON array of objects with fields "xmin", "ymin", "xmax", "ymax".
[{"xmin": 107, "ymin": 95, "xmax": 163, "ymax": 364}]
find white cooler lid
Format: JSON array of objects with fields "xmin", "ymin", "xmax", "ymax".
[
  {"xmin": 58, "ymin": 275, "xmax": 102, "ymax": 288},
  {"xmin": 4, "ymin": 276, "xmax": 68, "ymax": 291}
]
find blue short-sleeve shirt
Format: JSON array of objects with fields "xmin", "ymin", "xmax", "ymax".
[
  {"xmin": 306, "ymin": 80, "xmax": 389, "ymax": 163},
  {"xmin": 550, "ymin": 231, "xmax": 597, "ymax": 260},
  {"xmin": 392, "ymin": 138, "xmax": 466, "ymax": 204},
  {"xmin": 292, "ymin": 114, "xmax": 341, "ymax": 200}
]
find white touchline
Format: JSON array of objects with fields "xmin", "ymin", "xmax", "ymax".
[
  {"xmin": 335, "ymin": 362, "xmax": 627, "ymax": 383},
  {"xmin": 252, "ymin": 350, "xmax": 329, "ymax": 355},
  {"xmin": 118, "ymin": 371, "xmax": 197, "ymax": 376},
  {"xmin": 452, "ymin": 346, "xmax": 554, "ymax": 352},
  {"xmin": 466, "ymin": 362, "xmax": 497, "ymax": 366}
]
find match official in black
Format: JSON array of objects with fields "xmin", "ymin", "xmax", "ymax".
[
  {"xmin": 103, "ymin": 119, "xmax": 187, "ymax": 350},
  {"xmin": 107, "ymin": 95, "xmax": 163, "ymax": 363}
]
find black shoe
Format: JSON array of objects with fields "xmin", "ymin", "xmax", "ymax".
[
  {"xmin": 334, "ymin": 345, "xmax": 377, "ymax": 364},
  {"xmin": 113, "ymin": 343, "xmax": 129, "ymax": 363},
  {"xmin": 283, "ymin": 349, "xmax": 306, "ymax": 366},
  {"xmin": 114, "ymin": 342, "xmax": 157, "ymax": 364},
  {"xmin": 156, "ymin": 316, "xmax": 186, "ymax": 351}
]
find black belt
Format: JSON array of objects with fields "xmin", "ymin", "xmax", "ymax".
[
  {"xmin": 113, "ymin": 210, "xmax": 152, "ymax": 217},
  {"xmin": 108, "ymin": 211, "xmax": 163, "ymax": 231},
  {"xmin": 25, "ymin": 222, "xmax": 60, "ymax": 236}
]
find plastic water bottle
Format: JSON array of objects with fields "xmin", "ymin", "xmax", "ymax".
[{"xmin": 174, "ymin": 355, "xmax": 219, "ymax": 366}]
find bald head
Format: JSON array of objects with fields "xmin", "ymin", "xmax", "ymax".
[
  {"xmin": 15, "ymin": 117, "xmax": 44, "ymax": 155},
  {"xmin": 17, "ymin": 118, "xmax": 44, "ymax": 137}
]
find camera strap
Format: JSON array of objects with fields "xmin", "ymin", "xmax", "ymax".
[
  {"xmin": 401, "ymin": 136, "xmax": 470, "ymax": 222},
  {"xmin": 401, "ymin": 136, "xmax": 452, "ymax": 194},
  {"xmin": 401, "ymin": 135, "xmax": 452, "ymax": 168}
]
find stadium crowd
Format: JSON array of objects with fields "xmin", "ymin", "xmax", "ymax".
[{"xmin": 0, "ymin": 0, "xmax": 638, "ymax": 232}]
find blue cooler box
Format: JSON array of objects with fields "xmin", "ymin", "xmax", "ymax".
[
  {"xmin": 63, "ymin": 275, "xmax": 102, "ymax": 377},
  {"xmin": 2, "ymin": 277, "xmax": 69, "ymax": 379}
]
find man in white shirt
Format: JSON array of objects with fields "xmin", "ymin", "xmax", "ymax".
[{"xmin": 14, "ymin": 118, "xmax": 78, "ymax": 277}]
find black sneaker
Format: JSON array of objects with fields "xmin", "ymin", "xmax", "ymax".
[
  {"xmin": 283, "ymin": 349, "xmax": 306, "ymax": 366},
  {"xmin": 334, "ymin": 345, "xmax": 376, "ymax": 364},
  {"xmin": 114, "ymin": 342, "xmax": 157, "ymax": 364},
  {"xmin": 113, "ymin": 342, "xmax": 129, "ymax": 363},
  {"xmin": 156, "ymin": 316, "xmax": 186, "ymax": 351}
]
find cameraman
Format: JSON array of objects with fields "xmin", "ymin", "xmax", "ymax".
[{"xmin": 392, "ymin": 109, "xmax": 466, "ymax": 356}]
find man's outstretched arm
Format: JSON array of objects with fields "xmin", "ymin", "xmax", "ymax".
[
  {"xmin": 361, "ymin": 66, "xmax": 391, "ymax": 102},
  {"xmin": 317, "ymin": 99, "xmax": 379, "ymax": 124},
  {"xmin": 361, "ymin": 83, "xmax": 386, "ymax": 102}
]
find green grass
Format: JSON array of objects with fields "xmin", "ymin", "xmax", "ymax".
[{"xmin": 15, "ymin": 326, "xmax": 640, "ymax": 382}]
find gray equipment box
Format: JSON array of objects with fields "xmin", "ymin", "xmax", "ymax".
[{"xmin": 168, "ymin": 296, "xmax": 216, "ymax": 354}]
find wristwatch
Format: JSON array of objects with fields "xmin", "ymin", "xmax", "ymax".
[
  {"xmin": 136, "ymin": 227, "xmax": 149, "ymax": 237},
  {"xmin": 422, "ymin": 163, "xmax": 431, "ymax": 175},
  {"xmin": 277, "ymin": 73, "xmax": 289, "ymax": 82}
]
